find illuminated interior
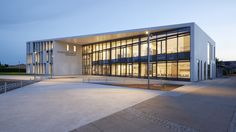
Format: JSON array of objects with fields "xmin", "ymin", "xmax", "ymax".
[{"xmin": 82, "ymin": 27, "xmax": 191, "ymax": 80}]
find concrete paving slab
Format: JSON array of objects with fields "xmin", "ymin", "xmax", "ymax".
[
  {"xmin": 0, "ymin": 79, "xmax": 164, "ymax": 132},
  {"xmin": 72, "ymin": 76, "xmax": 236, "ymax": 132}
]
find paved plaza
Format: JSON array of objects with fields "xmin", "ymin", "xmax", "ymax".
[
  {"xmin": 0, "ymin": 76, "xmax": 236, "ymax": 132},
  {"xmin": 73, "ymin": 76, "xmax": 236, "ymax": 132},
  {"xmin": 0, "ymin": 78, "xmax": 163, "ymax": 132}
]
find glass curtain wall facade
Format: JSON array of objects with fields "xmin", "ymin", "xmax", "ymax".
[{"xmin": 82, "ymin": 28, "xmax": 191, "ymax": 80}]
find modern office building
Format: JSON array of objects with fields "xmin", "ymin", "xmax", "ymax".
[{"xmin": 26, "ymin": 22, "xmax": 216, "ymax": 81}]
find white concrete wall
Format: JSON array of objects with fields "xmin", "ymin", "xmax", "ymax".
[
  {"xmin": 191, "ymin": 23, "xmax": 216, "ymax": 81},
  {"xmin": 53, "ymin": 41, "xmax": 82, "ymax": 76}
]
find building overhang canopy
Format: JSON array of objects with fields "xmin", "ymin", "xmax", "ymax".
[{"xmin": 30, "ymin": 23, "xmax": 194, "ymax": 45}]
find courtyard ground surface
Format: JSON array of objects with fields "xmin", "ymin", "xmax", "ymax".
[
  {"xmin": 0, "ymin": 77, "xmax": 163, "ymax": 132},
  {"xmin": 1, "ymin": 76, "xmax": 236, "ymax": 132},
  {"xmin": 72, "ymin": 76, "xmax": 236, "ymax": 132}
]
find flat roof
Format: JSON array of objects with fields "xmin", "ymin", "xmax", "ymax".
[{"xmin": 28, "ymin": 22, "xmax": 195, "ymax": 45}]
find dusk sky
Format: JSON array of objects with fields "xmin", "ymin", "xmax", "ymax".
[{"xmin": 0, "ymin": 0, "xmax": 235, "ymax": 64}]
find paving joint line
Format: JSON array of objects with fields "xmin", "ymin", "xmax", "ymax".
[{"xmin": 126, "ymin": 107, "xmax": 199, "ymax": 132}]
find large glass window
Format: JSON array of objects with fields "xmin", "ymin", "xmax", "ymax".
[
  {"xmin": 82, "ymin": 28, "xmax": 191, "ymax": 81},
  {"xmin": 107, "ymin": 42, "xmax": 110, "ymax": 49},
  {"xmin": 162, "ymin": 41, "xmax": 166, "ymax": 54},
  {"xmin": 99, "ymin": 52, "xmax": 102, "ymax": 60},
  {"xmin": 127, "ymin": 39, "xmax": 132, "ymax": 44},
  {"xmin": 167, "ymin": 61, "xmax": 177, "ymax": 78},
  {"xmin": 151, "ymin": 40, "xmax": 156, "ymax": 55},
  {"xmin": 99, "ymin": 44, "xmax": 102, "ymax": 51},
  {"xmin": 112, "ymin": 64, "xmax": 116, "ymax": 75},
  {"xmin": 167, "ymin": 37, "xmax": 177, "ymax": 54},
  {"xmin": 178, "ymin": 35, "xmax": 190, "ymax": 52},
  {"xmin": 112, "ymin": 42, "xmax": 116, "ymax": 47},
  {"xmin": 93, "ymin": 45, "xmax": 96, "ymax": 52},
  {"xmin": 121, "ymin": 40, "xmax": 126, "ymax": 46},
  {"xmin": 141, "ymin": 42, "xmax": 147, "ymax": 56},
  {"xmin": 133, "ymin": 44, "xmax": 139, "ymax": 57},
  {"xmin": 127, "ymin": 64, "xmax": 132, "ymax": 76},
  {"xmin": 111, "ymin": 49, "xmax": 116, "ymax": 59},
  {"xmin": 133, "ymin": 38, "xmax": 139, "ymax": 43},
  {"xmin": 121, "ymin": 47, "xmax": 126, "ymax": 58},
  {"xmin": 102, "ymin": 51, "xmax": 106, "ymax": 60},
  {"xmin": 96, "ymin": 44, "xmax": 99, "ymax": 51},
  {"xmin": 127, "ymin": 45, "xmax": 132, "ymax": 58},
  {"xmin": 133, "ymin": 63, "xmax": 139, "ymax": 77},
  {"xmin": 106, "ymin": 50, "xmax": 110, "ymax": 60},
  {"xmin": 116, "ymin": 64, "xmax": 120, "ymax": 75},
  {"xmin": 121, "ymin": 64, "xmax": 126, "ymax": 76},
  {"xmin": 152, "ymin": 63, "xmax": 156, "ymax": 77},
  {"xmin": 116, "ymin": 47, "xmax": 121, "ymax": 59},
  {"xmin": 116, "ymin": 41, "xmax": 121, "ymax": 47},
  {"xmin": 157, "ymin": 40, "xmax": 166, "ymax": 54},
  {"xmin": 141, "ymin": 63, "xmax": 147, "ymax": 77},
  {"xmin": 157, "ymin": 62, "xmax": 166, "ymax": 77},
  {"xmin": 157, "ymin": 41, "xmax": 161, "ymax": 54},
  {"xmin": 178, "ymin": 61, "xmax": 190, "ymax": 78},
  {"xmin": 95, "ymin": 52, "xmax": 99, "ymax": 61}
]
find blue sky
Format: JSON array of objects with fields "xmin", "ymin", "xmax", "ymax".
[{"xmin": 0, "ymin": 0, "xmax": 235, "ymax": 64}]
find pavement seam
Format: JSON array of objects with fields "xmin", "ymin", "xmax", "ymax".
[
  {"xmin": 91, "ymin": 122, "xmax": 104, "ymax": 132},
  {"xmin": 126, "ymin": 107, "xmax": 199, "ymax": 132}
]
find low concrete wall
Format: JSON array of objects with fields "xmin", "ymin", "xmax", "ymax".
[{"xmin": 52, "ymin": 75, "xmax": 191, "ymax": 85}]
